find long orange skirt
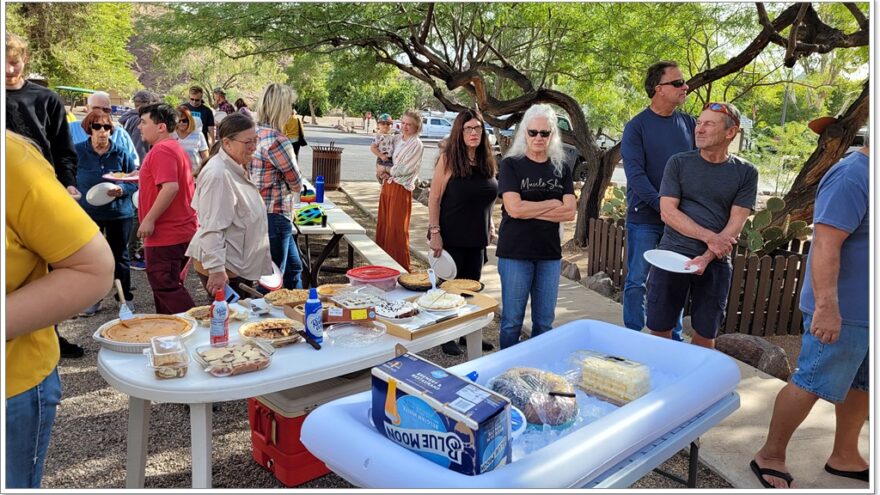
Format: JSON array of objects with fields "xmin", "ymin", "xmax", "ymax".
[{"xmin": 375, "ymin": 180, "xmax": 412, "ymax": 272}]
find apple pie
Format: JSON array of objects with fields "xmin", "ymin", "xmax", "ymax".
[
  {"xmin": 264, "ymin": 288, "xmax": 311, "ymax": 306},
  {"xmin": 398, "ymin": 272, "xmax": 433, "ymax": 291},
  {"xmin": 440, "ymin": 279, "xmax": 482, "ymax": 292}
]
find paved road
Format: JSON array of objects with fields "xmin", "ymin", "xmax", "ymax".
[{"xmin": 300, "ymin": 125, "xmax": 631, "ymax": 185}]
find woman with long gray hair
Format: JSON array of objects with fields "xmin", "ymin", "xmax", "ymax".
[
  {"xmin": 251, "ymin": 83, "xmax": 304, "ymax": 289},
  {"xmin": 496, "ymin": 103, "xmax": 577, "ymax": 349},
  {"xmin": 186, "ymin": 113, "xmax": 273, "ymax": 298}
]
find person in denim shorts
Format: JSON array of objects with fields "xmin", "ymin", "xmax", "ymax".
[
  {"xmin": 752, "ymin": 129, "xmax": 870, "ymax": 489},
  {"xmin": 645, "ymin": 102, "xmax": 757, "ymax": 349}
]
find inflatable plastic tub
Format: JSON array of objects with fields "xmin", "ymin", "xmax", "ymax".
[{"xmin": 300, "ymin": 319, "xmax": 740, "ymax": 488}]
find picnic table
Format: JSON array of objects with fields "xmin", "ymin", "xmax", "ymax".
[{"xmin": 96, "ymin": 297, "xmax": 493, "ymax": 489}]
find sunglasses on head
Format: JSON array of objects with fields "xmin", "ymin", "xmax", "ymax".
[
  {"xmin": 703, "ymin": 102, "xmax": 740, "ymax": 127},
  {"xmin": 90, "ymin": 123, "xmax": 113, "ymax": 131},
  {"xmin": 527, "ymin": 129, "xmax": 551, "ymax": 138},
  {"xmin": 95, "ymin": 106, "xmax": 113, "ymax": 113},
  {"xmin": 657, "ymin": 79, "xmax": 686, "ymax": 88}
]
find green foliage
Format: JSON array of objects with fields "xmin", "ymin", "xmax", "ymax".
[
  {"xmin": 600, "ymin": 185, "xmax": 627, "ymax": 222},
  {"xmin": 741, "ymin": 198, "xmax": 813, "ymax": 256},
  {"xmin": 741, "ymin": 122, "xmax": 817, "ymax": 195},
  {"xmin": 331, "ymin": 75, "xmax": 420, "ymax": 117},
  {"xmin": 6, "ymin": 3, "xmax": 139, "ymax": 93}
]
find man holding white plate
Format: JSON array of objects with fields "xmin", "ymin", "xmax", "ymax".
[{"xmin": 645, "ymin": 102, "xmax": 758, "ymax": 349}]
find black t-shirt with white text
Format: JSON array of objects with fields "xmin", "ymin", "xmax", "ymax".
[
  {"xmin": 184, "ymin": 103, "xmax": 215, "ymax": 142},
  {"xmin": 497, "ymin": 155, "xmax": 574, "ymax": 260}
]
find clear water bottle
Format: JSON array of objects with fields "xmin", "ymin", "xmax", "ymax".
[
  {"xmin": 210, "ymin": 289, "xmax": 229, "ymax": 347},
  {"xmin": 315, "ymin": 175, "xmax": 325, "ymax": 203},
  {"xmin": 304, "ymin": 287, "xmax": 324, "ymax": 345}
]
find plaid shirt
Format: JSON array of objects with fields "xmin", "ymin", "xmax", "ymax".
[{"xmin": 251, "ymin": 125, "xmax": 302, "ymax": 216}]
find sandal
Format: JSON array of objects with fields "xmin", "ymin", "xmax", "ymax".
[
  {"xmin": 750, "ymin": 459, "xmax": 793, "ymax": 488},
  {"xmin": 825, "ymin": 463, "xmax": 869, "ymax": 482}
]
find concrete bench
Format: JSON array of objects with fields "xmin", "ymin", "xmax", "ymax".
[{"xmin": 344, "ymin": 233, "xmax": 408, "ymax": 273}]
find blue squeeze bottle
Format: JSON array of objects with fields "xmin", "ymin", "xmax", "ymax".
[
  {"xmin": 315, "ymin": 175, "xmax": 325, "ymax": 203},
  {"xmin": 304, "ymin": 287, "xmax": 324, "ymax": 345}
]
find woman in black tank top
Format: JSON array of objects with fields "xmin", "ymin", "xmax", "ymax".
[{"xmin": 427, "ymin": 109, "xmax": 499, "ymax": 355}]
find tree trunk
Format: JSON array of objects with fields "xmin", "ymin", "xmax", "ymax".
[
  {"xmin": 575, "ymin": 142, "xmax": 622, "ymax": 246},
  {"xmin": 776, "ymin": 79, "xmax": 868, "ymax": 225},
  {"xmin": 308, "ymin": 98, "xmax": 317, "ymax": 124}
]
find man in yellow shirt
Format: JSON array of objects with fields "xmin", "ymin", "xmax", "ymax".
[{"xmin": 6, "ymin": 131, "xmax": 114, "ymax": 487}]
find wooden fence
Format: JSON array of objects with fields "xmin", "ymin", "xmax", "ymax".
[{"xmin": 586, "ymin": 218, "xmax": 811, "ymax": 336}]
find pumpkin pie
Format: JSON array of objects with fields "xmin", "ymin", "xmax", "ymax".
[{"xmin": 100, "ymin": 315, "xmax": 193, "ymax": 344}]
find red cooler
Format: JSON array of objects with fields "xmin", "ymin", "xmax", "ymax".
[{"xmin": 247, "ymin": 371, "xmax": 371, "ymax": 486}]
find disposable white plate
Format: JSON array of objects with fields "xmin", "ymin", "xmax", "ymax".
[
  {"xmin": 132, "ymin": 190, "xmax": 139, "ymax": 207},
  {"xmin": 86, "ymin": 182, "xmax": 118, "ymax": 206},
  {"xmin": 643, "ymin": 249, "xmax": 698, "ymax": 274},
  {"xmin": 259, "ymin": 262, "xmax": 283, "ymax": 290},
  {"xmin": 427, "ymin": 249, "xmax": 457, "ymax": 280},
  {"xmin": 291, "ymin": 202, "xmax": 335, "ymax": 210}
]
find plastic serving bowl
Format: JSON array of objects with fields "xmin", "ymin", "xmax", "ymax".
[{"xmin": 346, "ymin": 266, "xmax": 400, "ymax": 292}]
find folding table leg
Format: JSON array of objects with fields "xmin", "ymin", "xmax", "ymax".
[
  {"xmin": 687, "ymin": 438, "xmax": 700, "ymax": 488},
  {"xmin": 190, "ymin": 403, "xmax": 214, "ymax": 488},
  {"xmin": 125, "ymin": 397, "xmax": 151, "ymax": 488},
  {"xmin": 464, "ymin": 330, "xmax": 483, "ymax": 361}
]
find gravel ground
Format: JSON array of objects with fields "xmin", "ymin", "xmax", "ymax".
[{"xmin": 43, "ymin": 190, "xmax": 731, "ymax": 489}]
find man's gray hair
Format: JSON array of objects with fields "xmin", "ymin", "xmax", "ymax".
[
  {"xmin": 504, "ymin": 103, "xmax": 567, "ymax": 177},
  {"xmin": 87, "ymin": 91, "xmax": 111, "ymax": 106},
  {"xmin": 132, "ymin": 89, "xmax": 157, "ymax": 106}
]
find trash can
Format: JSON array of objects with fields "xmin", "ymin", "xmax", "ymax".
[{"xmin": 311, "ymin": 142, "xmax": 343, "ymax": 190}]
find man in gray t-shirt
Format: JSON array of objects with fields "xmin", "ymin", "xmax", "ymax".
[{"xmin": 646, "ymin": 102, "xmax": 758, "ymax": 348}]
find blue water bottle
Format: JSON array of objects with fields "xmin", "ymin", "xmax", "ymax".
[
  {"xmin": 315, "ymin": 175, "xmax": 325, "ymax": 203},
  {"xmin": 304, "ymin": 287, "xmax": 324, "ymax": 345}
]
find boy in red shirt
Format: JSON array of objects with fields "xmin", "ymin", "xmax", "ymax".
[{"xmin": 137, "ymin": 103, "xmax": 198, "ymax": 313}]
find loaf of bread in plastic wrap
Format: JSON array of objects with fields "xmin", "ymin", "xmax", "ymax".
[{"xmin": 575, "ymin": 350, "xmax": 650, "ymax": 405}]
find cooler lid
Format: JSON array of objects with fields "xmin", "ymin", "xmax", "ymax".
[
  {"xmin": 346, "ymin": 265, "xmax": 400, "ymax": 280},
  {"xmin": 257, "ymin": 370, "xmax": 371, "ymax": 417}
]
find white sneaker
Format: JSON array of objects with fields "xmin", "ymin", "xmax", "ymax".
[{"xmin": 79, "ymin": 301, "xmax": 102, "ymax": 317}]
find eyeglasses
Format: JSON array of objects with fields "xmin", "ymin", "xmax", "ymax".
[
  {"xmin": 179, "ymin": 119, "xmax": 189, "ymax": 125},
  {"xmin": 657, "ymin": 79, "xmax": 686, "ymax": 88},
  {"xmin": 189, "ymin": 98, "xmax": 202, "ymax": 103},
  {"xmin": 463, "ymin": 125, "xmax": 483, "ymax": 134},
  {"xmin": 527, "ymin": 129, "xmax": 551, "ymax": 138},
  {"xmin": 90, "ymin": 123, "xmax": 113, "ymax": 131},
  {"xmin": 232, "ymin": 138, "xmax": 258, "ymax": 147},
  {"xmin": 94, "ymin": 106, "xmax": 113, "ymax": 114},
  {"xmin": 703, "ymin": 102, "xmax": 740, "ymax": 127}
]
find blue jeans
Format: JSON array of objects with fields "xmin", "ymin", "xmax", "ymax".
[
  {"xmin": 267, "ymin": 213, "xmax": 303, "ymax": 289},
  {"xmin": 498, "ymin": 257, "xmax": 561, "ymax": 349},
  {"xmin": 6, "ymin": 368, "xmax": 61, "ymax": 488},
  {"xmin": 622, "ymin": 222, "xmax": 683, "ymax": 341}
]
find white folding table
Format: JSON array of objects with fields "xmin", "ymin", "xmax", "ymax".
[
  {"xmin": 292, "ymin": 197, "xmax": 367, "ymax": 286},
  {"xmin": 97, "ymin": 303, "xmax": 491, "ymax": 489}
]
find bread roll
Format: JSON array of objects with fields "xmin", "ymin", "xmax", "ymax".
[{"xmin": 488, "ymin": 367, "xmax": 578, "ymax": 427}]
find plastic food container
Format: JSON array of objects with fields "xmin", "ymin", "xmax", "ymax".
[
  {"xmin": 346, "ymin": 266, "xmax": 400, "ymax": 292},
  {"xmin": 143, "ymin": 335, "xmax": 189, "ymax": 379},
  {"xmin": 193, "ymin": 340, "xmax": 275, "ymax": 377}
]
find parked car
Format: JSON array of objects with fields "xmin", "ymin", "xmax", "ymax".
[{"xmin": 420, "ymin": 116, "xmax": 453, "ymax": 139}]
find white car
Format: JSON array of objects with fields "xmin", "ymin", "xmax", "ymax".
[{"xmin": 420, "ymin": 116, "xmax": 453, "ymax": 138}]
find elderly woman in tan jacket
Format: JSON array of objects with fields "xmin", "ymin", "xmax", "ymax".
[{"xmin": 186, "ymin": 113, "xmax": 272, "ymax": 298}]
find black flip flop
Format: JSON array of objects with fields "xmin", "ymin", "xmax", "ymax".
[
  {"xmin": 825, "ymin": 463, "xmax": 869, "ymax": 482},
  {"xmin": 750, "ymin": 459, "xmax": 794, "ymax": 489}
]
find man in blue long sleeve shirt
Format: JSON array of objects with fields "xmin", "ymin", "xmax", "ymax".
[{"xmin": 620, "ymin": 60, "xmax": 695, "ymax": 340}]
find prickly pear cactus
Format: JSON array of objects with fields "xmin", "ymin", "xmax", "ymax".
[{"xmin": 739, "ymin": 197, "xmax": 812, "ymax": 256}]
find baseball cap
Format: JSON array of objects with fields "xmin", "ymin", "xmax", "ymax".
[
  {"xmin": 378, "ymin": 113, "xmax": 392, "ymax": 123},
  {"xmin": 808, "ymin": 116, "xmax": 837, "ymax": 135}
]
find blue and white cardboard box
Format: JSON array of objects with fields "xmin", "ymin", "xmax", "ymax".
[{"xmin": 371, "ymin": 353, "xmax": 511, "ymax": 475}]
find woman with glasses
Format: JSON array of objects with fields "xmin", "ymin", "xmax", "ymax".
[
  {"xmin": 174, "ymin": 105, "xmax": 209, "ymax": 176},
  {"xmin": 74, "ymin": 109, "xmax": 138, "ymax": 314},
  {"xmin": 427, "ymin": 109, "xmax": 499, "ymax": 355},
  {"xmin": 375, "ymin": 109, "xmax": 424, "ymax": 271},
  {"xmin": 251, "ymin": 83, "xmax": 304, "ymax": 289},
  {"xmin": 496, "ymin": 104, "xmax": 576, "ymax": 349},
  {"xmin": 186, "ymin": 113, "xmax": 273, "ymax": 298}
]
